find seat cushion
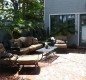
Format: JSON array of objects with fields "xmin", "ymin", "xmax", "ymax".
[
  {"xmin": 17, "ymin": 55, "xmax": 41, "ymax": 65},
  {"xmin": 54, "ymin": 43, "xmax": 67, "ymax": 48},
  {"xmin": 29, "ymin": 44, "xmax": 43, "ymax": 52},
  {"xmin": 20, "ymin": 44, "xmax": 43, "ymax": 55},
  {"xmin": 20, "ymin": 47, "xmax": 30, "ymax": 55}
]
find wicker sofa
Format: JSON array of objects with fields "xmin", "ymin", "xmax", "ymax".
[
  {"xmin": 0, "ymin": 43, "xmax": 41, "ymax": 68},
  {"xmin": 10, "ymin": 36, "xmax": 43, "ymax": 55},
  {"xmin": 54, "ymin": 36, "xmax": 67, "ymax": 48}
]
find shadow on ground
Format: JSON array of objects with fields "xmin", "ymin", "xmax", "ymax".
[
  {"xmin": 55, "ymin": 48, "xmax": 86, "ymax": 54},
  {"xmin": 0, "ymin": 66, "xmax": 20, "ymax": 80},
  {"xmin": 0, "ymin": 66, "xmax": 19, "ymax": 74},
  {"xmin": 18, "ymin": 66, "xmax": 40, "ymax": 75},
  {"xmin": 0, "ymin": 65, "xmax": 41, "ymax": 75},
  {"xmin": 0, "ymin": 65, "xmax": 40, "ymax": 80}
]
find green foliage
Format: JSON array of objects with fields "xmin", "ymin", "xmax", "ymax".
[
  {"xmin": 56, "ymin": 21, "xmax": 75, "ymax": 37},
  {"xmin": 0, "ymin": 0, "xmax": 44, "ymax": 39},
  {"xmin": 51, "ymin": 16, "xmax": 75, "ymax": 38}
]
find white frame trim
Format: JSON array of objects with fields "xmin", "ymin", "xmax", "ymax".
[
  {"xmin": 44, "ymin": 0, "xmax": 46, "ymax": 30},
  {"xmin": 49, "ymin": 12, "xmax": 86, "ymax": 47},
  {"xmin": 77, "ymin": 14, "xmax": 80, "ymax": 46},
  {"xmin": 78, "ymin": 12, "xmax": 86, "ymax": 46},
  {"xmin": 49, "ymin": 13, "xmax": 78, "ymax": 33}
]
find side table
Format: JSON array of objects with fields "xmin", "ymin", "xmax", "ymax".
[{"xmin": 36, "ymin": 46, "xmax": 57, "ymax": 60}]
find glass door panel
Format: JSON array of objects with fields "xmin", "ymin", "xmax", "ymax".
[{"xmin": 79, "ymin": 14, "xmax": 86, "ymax": 46}]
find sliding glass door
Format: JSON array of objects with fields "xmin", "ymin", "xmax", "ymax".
[{"xmin": 79, "ymin": 14, "xmax": 86, "ymax": 46}]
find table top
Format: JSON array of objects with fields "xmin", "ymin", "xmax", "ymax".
[{"xmin": 36, "ymin": 46, "xmax": 57, "ymax": 53}]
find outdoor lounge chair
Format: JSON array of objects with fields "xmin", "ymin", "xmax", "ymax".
[
  {"xmin": 47, "ymin": 36, "xmax": 67, "ymax": 48},
  {"xmin": 54, "ymin": 36, "xmax": 67, "ymax": 48},
  {"xmin": 0, "ymin": 43, "xmax": 41, "ymax": 68}
]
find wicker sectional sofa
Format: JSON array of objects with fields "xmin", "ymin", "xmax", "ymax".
[
  {"xmin": 0, "ymin": 43, "xmax": 41, "ymax": 68},
  {"xmin": 10, "ymin": 36, "xmax": 43, "ymax": 55}
]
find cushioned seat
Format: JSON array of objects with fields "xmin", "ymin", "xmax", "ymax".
[
  {"xmin": 0, "ymin": 54, "xmax": 41, "ymax": 68},
  {"xmin": 29, "ymin": 44, "xmax": 43, "ymax": 52},
  {"xmin": 0, "ymin": 43, "xmax": 41, "ymax": 68},
  {"xmin": 17, "ymin": 55, "xmax": 41, "ymax": 66},
  {"xmin": 54, "ymin": 43, "xmax": 67, "ymax": 48},
  {"xmin": 20, "ymin": 44, "xmax": 43, "ymax": 54},
  {"xmin": 54, "ymin": 36, "xmax": 67, "ymax": 48}
]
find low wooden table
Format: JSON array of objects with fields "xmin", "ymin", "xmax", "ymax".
[{"xmin": 36, "ymin": 46, "xmax": 57, "ymax": 60}]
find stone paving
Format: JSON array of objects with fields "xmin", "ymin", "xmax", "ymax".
[
  {"xmin": 17, "ymin": 53, "xmax": 86, "ymax": 80},
  {"xmin": 0, "ymin": 53, "xmax": 86, "ymax": 80}
]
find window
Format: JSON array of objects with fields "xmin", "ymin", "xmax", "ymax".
[{"xmin": 50, "ymin": 14, "xmax": 75, "ymax": 36}]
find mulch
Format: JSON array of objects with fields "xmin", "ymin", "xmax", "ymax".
[{"xmin": 55, "ymin": 48, "xmax": 86, "ymax": 54}]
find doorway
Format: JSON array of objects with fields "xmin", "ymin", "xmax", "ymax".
[{"xmin": 79, "ymin": 14, "xmax": 86, "ymax": 46}]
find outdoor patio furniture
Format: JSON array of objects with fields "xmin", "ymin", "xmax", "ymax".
[
  {"xmin": 54, "ymin": 36, "xmax": 67, "ymax": 48},
  {"xmin": 36, "ymin": 46, "xmax": 57, "ymax": 60},
  {"xmin": 17, "ymin": 55, "xmax": 40, "ymax": 68},
  {"xmin": 10, "ymin": 36, "xmax": 43, "ymax": 55},
  {"xmin": 0, "ymin": 43, "xmax": 41, "ymax": 68}
]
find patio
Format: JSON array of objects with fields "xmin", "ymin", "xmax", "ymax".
[{"xmin": 0, "ymin": 48, "xmax": 86, "ymax": 80}]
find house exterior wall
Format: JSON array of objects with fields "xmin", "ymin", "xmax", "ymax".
[
  {"xmin": 44, "ymin": 0, "xmax": 86, "ymax": 28},
  {"xmin": 44, "ymin": 0, "xmax": 86, "ymax": 46}
]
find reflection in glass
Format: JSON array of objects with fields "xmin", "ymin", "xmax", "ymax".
[{"xmin": 50, "ymin": 14, "xmax": 75, "ymax": 36}]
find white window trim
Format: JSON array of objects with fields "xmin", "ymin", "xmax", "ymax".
[{"xmin": 49, "ymin": 12, "xmax": 86, "ymax": 47}]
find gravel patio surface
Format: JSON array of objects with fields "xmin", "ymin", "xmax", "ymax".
[{"xmin": 0, "ymin": 49, "xmax": 86, "ymax": 80}]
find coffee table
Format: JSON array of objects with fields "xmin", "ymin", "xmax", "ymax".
[{"xmin": 36, "ymin": 46, "xmax": 57, "ymax": 60}]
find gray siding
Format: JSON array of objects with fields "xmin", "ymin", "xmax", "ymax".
[
  {"xmin": 44, "ymin": 0, "xmax": 86, "ymax": 46},
  {"xmin": 44, "ymin": 0, "xmax": 86, "ymax": 28}
]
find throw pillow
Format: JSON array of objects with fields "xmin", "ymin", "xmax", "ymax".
[
  {"xmin": 18, "ymin": 37, "xmax": 28, "ymax": 47},
  {"xmin": 26, "ymin": 37, "xmax": 33, "ymax": 46},
  {"xmin": 14, "ymin": 39, "xmax": 22, "ymax": 48},
  {"xmin": 32, "ymin": 38, "xmax": 38, "ymax": 45},
  {"xmin": 56, "ymin": 40, "xmax": 65, "ymax": 44}
]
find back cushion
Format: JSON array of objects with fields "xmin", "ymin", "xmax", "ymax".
[
  {"xmin": 10, "ymin": 39, "xmax": 22, "ymax": 48},
  {"xmin": 32, "ymin": 38, "xmax": 38, "ymax": 45},
  {"xmin": 26, "ymin": 37, "xmax": 33, "ymax": 46},
  {"xmin": 56, "ymin": 40, "xmax": 65, "ymax": 44},
  {"xmin": 18, "ymin": 37, "xmax": 33, "ymax": 47},
  {"xmin": 18, "ymin": 37, "xmax": 27, "ymax": 47},
  {"xmin": 55, "ymin": 36, "xmax": 67, "ymax": 41},
  {"xmin": 14, "ymin": 39, "xmax": 22, "ymax": 47}
]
